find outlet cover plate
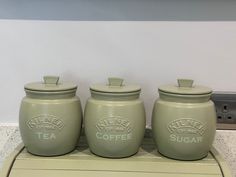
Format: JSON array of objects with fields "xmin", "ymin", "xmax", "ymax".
[{"xmin": 211, "ymin": 92, "xmax": 236, "ymax": 130}]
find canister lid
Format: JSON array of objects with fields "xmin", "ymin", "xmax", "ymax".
[
  {"xmin": 24, "ymin": 76, "xmax": 77, "ymax": 92},
  {"xmin": 158, "ymin": 79, "xmax": 212, "ymax": 95},
  {"xmin": 90, "ymin": 77, "xmax": 141, "ymax": 93}
]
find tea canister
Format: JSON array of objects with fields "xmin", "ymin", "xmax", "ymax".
[
  {"xmin": 84, "ymin": 78, "xmax": 146, "ymax": 158},
  {"xmin": 152, "ymin": 79, "xmax": 216, "ymax": 160},
  {"xmin": 19, "ymin": 76, "xmax": 83, "ymax": 156}
]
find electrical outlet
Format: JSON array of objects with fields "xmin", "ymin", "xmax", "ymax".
[{"xmin": 211, "ymin": 92, "xmax": 236, "ymax": 130}]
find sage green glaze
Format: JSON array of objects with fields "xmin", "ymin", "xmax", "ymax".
[
  {"xmin": 84, "ymin": 78, "xmax": 146, "ymax": 158},
  {"xmin": 19, "ymin": 76, "xmax": 83, "ymax": 156},
  {"xmin": 152, "ymin": 79, "xmax": 216, "ymax": 160}
]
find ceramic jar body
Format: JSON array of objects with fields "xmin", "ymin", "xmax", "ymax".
[
  {"xmin": 20, "ymin": 95, "xmax": 82, "ymax": 156},
  {"xmin": 152, "ymin": 98, "xmax": 216, "ymax": 160},
  {"xmin": 19, "ymin": 77, "xmax": 83, "ymax": 156},
  {"xmin": 85, "ymin": 96, "xmax": 145, "ymax": 158},
  {"xmin": 152, "ymin": 79, "xmax": 216, "ymax": 160}
]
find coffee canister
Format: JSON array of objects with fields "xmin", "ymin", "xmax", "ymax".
[
  {"xmin": 19, "ymin": 76, "xmax": 83, "ymax": 156},
  {"xmin": 152, "ymin": 79, "xmax": 216, "ymax": 160},
  {"xmin": 84, "ymin": 78, "xmax": 146, "ymax": 158}
]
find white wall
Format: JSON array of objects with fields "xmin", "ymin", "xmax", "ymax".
[{"xmin": 0, "ymin": 20, "xmax": 236, "ymax": 125}]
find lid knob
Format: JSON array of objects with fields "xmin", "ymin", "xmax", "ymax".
[
  {"xmin": 177, "ymin": 79, "xmax": 194, "ymax": 88},
  {"xmin": 43, "ymin": 76, "xmax": 59, "ymax": 85},
  {"xmin": 108, "ymin": 77, "xmax": 124, "ymax": 87}
]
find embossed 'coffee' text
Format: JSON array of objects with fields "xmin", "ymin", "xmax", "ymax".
[{"xmin": 96, "ymin": 117, "xmax": 132, "ymax": 141}]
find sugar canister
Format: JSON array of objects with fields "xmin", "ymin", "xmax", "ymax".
[{"xmin": 152, "ymin": 79, "xmax": 216, "ymax": 160}]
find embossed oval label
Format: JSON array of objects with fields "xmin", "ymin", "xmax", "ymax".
[
  {"xmin": 167, "ymin": 118, "xmax": 206, "ymax": 144},
  {"xmin": 27, "ymin": 114, "xmax": 64, "ymax": 130},
  {"xmin": 95, "ymin": 117, "xmax": 132, "ymax": 141},
  {"xmin": 27, "ymin": 114, "xmax": 64, "ymax": 140}
]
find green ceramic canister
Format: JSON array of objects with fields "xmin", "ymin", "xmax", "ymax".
[
  {"xmin": 152, "ymin": 79, "xmax": 216, "ymax": 160},
  {"xmin": 84, "ymin": 78, "xmax": 146, "ymax": 158},
  {"xmin": 19, "ymin": 76, "xmax": 83, "ymax": 156}
]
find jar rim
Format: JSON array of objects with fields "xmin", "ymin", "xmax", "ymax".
[
  {"xmin": 159, "ymin": 90, "xmax": 211, "ymax": 103},
  {"xmin": 90, "ymin": 89, "xmax": 141, "ymax": 100}
]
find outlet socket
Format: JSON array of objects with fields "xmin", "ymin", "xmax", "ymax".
[{"xmin": 211, "ymin": 92, "xmax": 236, "ymax": 130}]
